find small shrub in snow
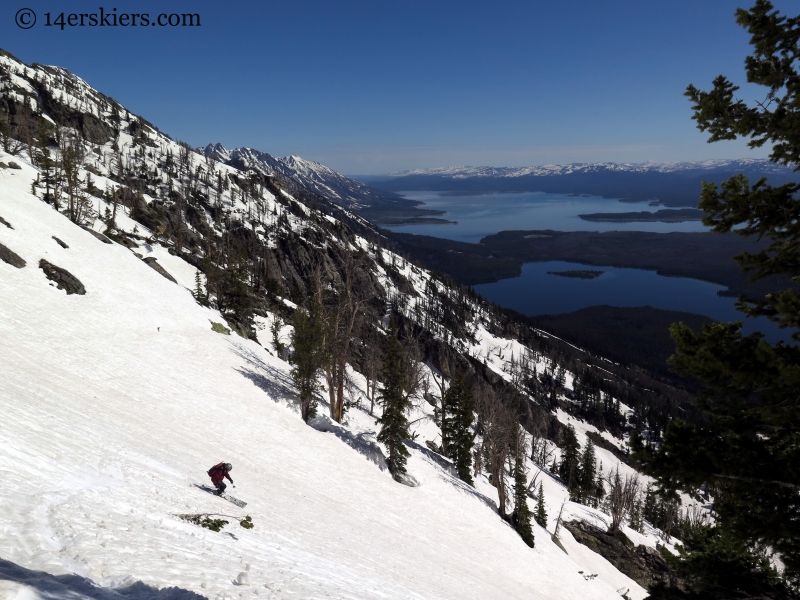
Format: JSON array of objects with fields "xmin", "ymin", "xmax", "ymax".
[
  {"xmin": 182, "ymin": 514, "xmax": 229, "ymax": 532},
  {"xmin": 210, "ymin": 321, "xmax": 231, "ymax": 335},
  {"xmin": 178, "ymin": 513, "xmax": 254, "ymax": 532}
]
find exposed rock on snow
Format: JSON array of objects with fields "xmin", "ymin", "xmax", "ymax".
[
  {"xmin": 52, "ymin": 236, "xmax": 69, "ymax": 249},
  {"xmin": 0, "ymin": 215, "xmax": 13, "ymax": 229},
  {"xmin": 79, "ymin": 224, "xmax": 113, "ymax": 245},
  {"xmin": 38, "ymin": 259, "xmax": 86, "ymax": 294},
  {"xmin": 564, "ymin": 521, "xmax": 680, "ymax": 590},
  {"xmin": 0, "ymin": 241, "xmax": 25, "ymax": 268},
  {"xmin": 142, "ymin": 257, "xmax": 177, "ymax": 284}
]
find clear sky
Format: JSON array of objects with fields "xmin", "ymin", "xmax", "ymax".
[{"xmin": 1, "ymin": 0, "xmax": 793, "ymax": 173}]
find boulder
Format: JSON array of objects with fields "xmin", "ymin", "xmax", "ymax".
[
  {"xmin": 39, "ymin": 259, "xmax": 85, "ymax": 294},
  {"xmin": 0, "ymin": 242, "xmax": 25, "ymax": 268},
  {"xmin": 563, "ymin": 520, "xmax": 681, "ymax": 590},
  {"xmin": 142, "ymin": 257, "xmax": 177, "ymax": 283},
  {"xmin": 79, "ymin": 224, "xmax": 113, "ymax": 244}
]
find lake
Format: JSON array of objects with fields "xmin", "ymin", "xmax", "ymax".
[
  {"xmin": 384, "ymin": 191, "xmax": 706, "ymax": 243},
  {"xmin": 473, "ymin": 261, "xmax": 784, "ymax": 342}
]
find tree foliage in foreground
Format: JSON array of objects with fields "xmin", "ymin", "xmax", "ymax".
[{"xmin": 636, "ymin": 2, "xmax": 800, "ymax": 597}]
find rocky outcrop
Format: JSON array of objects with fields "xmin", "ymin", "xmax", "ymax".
[
  {"xmin": 39, "ymin": 259, "xmax": 85, "ymax": 294},
  {"xmin": 564, "ymin": 520, "xmax": 681, "ymax": 591},
  {"xmin": 0, "ymin": 242, "xmax": 25, "ymax": 268},
  {"xmin": 142, "ymin": 257, "xmax": 177, "ymax": 284},
  {"xmin": 79, "ymin": 225, "xmax": 113, "ymax": 244}
]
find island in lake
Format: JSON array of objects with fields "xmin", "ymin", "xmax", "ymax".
[
  {"xmin": 579, "ymin": 208, "xmax": 703, "ymax": 222},
  {"xmin": 547, "ymin": 270, "xmax": 605, "ymax": 279}
]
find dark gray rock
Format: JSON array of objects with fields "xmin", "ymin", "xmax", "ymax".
[
  {"xmin": 0, "ymin": 242, "xmax": 25, "ymax": 268},
  {"xmin": 52, "ymin": 236, "xmax": 69, "ymax": 248},
  {"xmin": 79, "ymin": 224, "xmax": 113, "ymax": 244},
  {"xmin": 39, "ymin": 259, "xmax": 85, "ymax": 294},
  {"xmin": 564, "ymin": 520, "xmax": 682, "ymax": 590},
  {"xmin": 0, "ymin": 215, "xmax": 12, "ymax": 229},
  {"xmin": 7, "ymin": 161, "xmax": 21, "ymax": 170},
  {"xmin": 142, "ymin": 257, "xmax": 177, "ymax": 284}
]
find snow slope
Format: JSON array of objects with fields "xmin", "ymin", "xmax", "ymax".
[{"xmin": 0, "ymin": 172, "xmax": 649, "ymax": 599}]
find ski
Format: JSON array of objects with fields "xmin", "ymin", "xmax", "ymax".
[{"xmin": 195, "ymin": 484, "xmax": 248, "ymax": 508}]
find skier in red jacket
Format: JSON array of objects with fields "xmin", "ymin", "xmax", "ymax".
[{"xmin": 208, "ymin": 462, "xmax": 234, "ymax": 495}]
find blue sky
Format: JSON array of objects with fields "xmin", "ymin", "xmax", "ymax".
[{"xmin": 2, "ymin": 0, "xmax": 793, "ymax": 173}]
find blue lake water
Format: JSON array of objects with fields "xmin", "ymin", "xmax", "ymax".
[
  {"xmin": 382, "ymin": 190, "xmax": 784, "ymax": 341},
  {"xmin": 384, "ymin": 191, "xmax": 706, "ymax": 243},
  {"xmin": 473, "ymin": 261, "xmax": 784, "ymax": 342}
]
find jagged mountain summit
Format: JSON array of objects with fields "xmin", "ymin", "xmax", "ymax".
[{"xmin": 201, "ymin": 143, "xmax": 423, "ymax": 221}]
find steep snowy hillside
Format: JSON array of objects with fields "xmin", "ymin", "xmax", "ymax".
[
  {"xmin": 0, "ymin": 158, "xmax": 667, "ymax": 600},
  {"xmin": 0, "ymin": 47, "xmax": 697, "ymax": 600}
]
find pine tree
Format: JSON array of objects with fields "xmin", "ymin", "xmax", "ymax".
[
  {"xmin": 193, "ymin": 270, "xmax": 208, "ymax": 306},
  {"xmin": 442, "ymin": 369, "xmax": 475, "ymax": 485},
  {"xmin": 535, "ymin": 482, "xmax": 548, "ymax": 529},
  {"xmin": 512, "ymin": 428, "xmax": 535, "ymax": 547},
  {"xmin": 377, "ymin": 318, "xmax": 411, "ymax": 481},
  {"xmin": 558, "ymin": 424, "xmax": 580, "ymax": 492},
  {"xmin": 578, "ymin": 439, "xmax": 597, "ymax": 506},
  {"xmin": 289, "ymin": 298, "xmax": 324, "ymax": 423},
  {"xmin": 635, "ymin": 2, "xmax": 800, "ymax": 596}
]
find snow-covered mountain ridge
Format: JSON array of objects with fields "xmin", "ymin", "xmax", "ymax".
[
  {"xmin": 0, "ymin": 47, "xmax": 695, "ymax": 600},
  {"xmin": 389, "ymin": 158, "xmax": 793, "ymax": 179},
  {"xmin": 201, "ymin": 143, "xmax": 415, "ymax": 218}
]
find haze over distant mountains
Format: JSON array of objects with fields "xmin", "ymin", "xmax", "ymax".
[{"xmin": 366, "ymin": 159, "xmax": 797, "ymax": 207}]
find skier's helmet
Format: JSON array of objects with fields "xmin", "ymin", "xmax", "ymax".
[{"xmin": 225, "ymin": 463, "xmax": 232, "ymax": 471}]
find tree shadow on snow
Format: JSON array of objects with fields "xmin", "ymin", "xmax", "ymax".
[
  {"xmin": 0, "ymin": 557, "xmax": 206, "ymax": 600},
  {"xmin": 404, "ymin": 440, "xmax": 498, "ymax": 512},
  {"xmin": 307, "ymin": 415, "xmax": 389, "ymax": 472},
  {"xmin": 231, "ymin": 345, "xmax": 299, "ymax": 408}
]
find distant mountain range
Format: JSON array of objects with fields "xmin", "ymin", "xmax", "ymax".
[
  {"xmin": 387, "ymin": 159, "xmax": 793, "ymax": 178},
  {"xmin": 366, "ymin": 159, "xmax": 797, "ymax": 206}
]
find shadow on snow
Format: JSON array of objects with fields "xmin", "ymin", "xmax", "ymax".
[{"xmin": 0, "ymin": 557, "xmax": 206, "ymax": 600}]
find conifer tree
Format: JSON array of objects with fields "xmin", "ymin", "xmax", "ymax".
[
  {"xmin": 578, "ymin": 439, "xmax": 597, "ymax": 506},
  {"xmin": 635, "ymin": 2, "xmax": 800, "ymax": 595},
  {"xmin": 535, "ymin": 482, "xmax": 548, "ymax": 529},
  {"xmin": 193, "ymin": 270, "xmax": 208, "ymax": 306},
  {"xmin": 290, "ymin": 298, "xmax": 324, "ymax": 423},
  {"xmin": 512, "ymin": 427, "xmax": 535, "ymax": 547},
  {"xmin": 442, "ymin": 369, "xmax": 475, "ymax": 485},
  {"xmin": 558, "ymin": 424, "xmax": 580, "ymax": 492},
  {"xmin": 377, "ymin": 318, "xmax": 411, "ymax": 481}
]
